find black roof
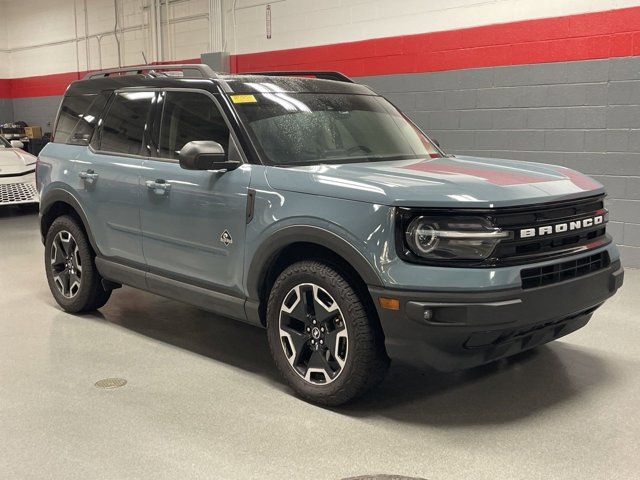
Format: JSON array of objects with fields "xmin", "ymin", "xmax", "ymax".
[
  {"xmin": 66, "ymin": 69, "xmax": 374, "ymax": 96},
  {"xmin": 220, "ymin": 74, "xmax": 373, "ymax": 95},
  {"xmin": 66, "ymin": 75, "xmax": 220, "ymax": 96}
]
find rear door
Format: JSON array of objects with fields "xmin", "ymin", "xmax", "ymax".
[
  {"xmin": 139, "ymin": 90, "xmax": 251, "ymax": 296},
  {"xmin": 76, "ymin": 90, "xmax": 155, "ymax": 265}
]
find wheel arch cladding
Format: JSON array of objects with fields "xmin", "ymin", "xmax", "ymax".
[
  {"xmin": 40, "ymin": 189, "xmax": 98, "ymax": 253},
  {"xmin": 248, "ymin": 226, "xmax": 384, "ymax": 327}
]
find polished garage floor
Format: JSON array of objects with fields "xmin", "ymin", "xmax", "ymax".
[{"xmin": 1, "ymin": 207, "xmax": 639, "ymax": 480}]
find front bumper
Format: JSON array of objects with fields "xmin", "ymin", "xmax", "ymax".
[{"xmin": 370, "ymin": 258, "xmax": 623, "ymax": 371}]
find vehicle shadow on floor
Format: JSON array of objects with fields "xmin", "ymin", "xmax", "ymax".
[
  {"xmin": 93, "ymin": 287, "xmax": 282, "ymax": 383},
  {"xmin": 339, "ymin": 344, "xmax": 614, "ymax": 426},
  {"xmin": 0, "ymin": 204, "xmax": 39, "ymax": 218},
  {"xmin": 90, "ymin": 286, "xmax": 615, "ymax": 427}
]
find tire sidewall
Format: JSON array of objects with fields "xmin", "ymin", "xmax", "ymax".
[
  {"xmin": 266, "ymin": 262, "xmax": 368, "ymax": 401},
  {"xmin": 44, "ymin": 215, "xmax": 99, "ymax": 313}
]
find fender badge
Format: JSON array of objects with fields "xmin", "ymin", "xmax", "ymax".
[{"xmin": 220, "ymin": 229, "xmax": 233, "ymax": 246}]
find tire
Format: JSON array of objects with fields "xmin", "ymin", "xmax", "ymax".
[
  {"xmin": 266, "ymin": 260, "xmax": 389, "ymax": 406},
  {"xmin": 44, "ymin": 215, "xmax": 111, "ymax": 313}
]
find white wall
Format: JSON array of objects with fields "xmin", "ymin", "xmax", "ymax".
[
  {"xmin": 1, "ymin": 0, "xmax": 636, "ymax": 78},
  {"xmin": 0, "ymin": 7, "xmax": 6, "ymax": 49},
  {"xmin": 2, "ymin": 0, "xmax": 211, "ymax": 78},
  {"xmin": 167, "ymin": 0, "xmax": 210, "ymax": 60},
  {"xmin": 0, "ymin": 8, "xmax": 8, "ymax": 78},
  {"xmin": 0, "ymin": 53, "xmax": 8, "ymax": 79},
  {"xmin": 226, "ymin": 0, "xmax": 640, "ymax": 55}
]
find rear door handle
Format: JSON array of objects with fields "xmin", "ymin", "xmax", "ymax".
[
  {"xmin": 146, "ymin": 179, "xmax": 171, "ymax": 195},
  {"xmin": 78, "ymin": 169, "xmax": 99, "ymax": 183}
]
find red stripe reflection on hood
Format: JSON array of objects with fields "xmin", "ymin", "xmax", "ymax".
[
  {"xmin": 551, "ymin": 166, "xmax": 602, "ymax": 190},
  {"xmin": 402, "ymin": 161, "xmax": 557, "ymax": 186}
]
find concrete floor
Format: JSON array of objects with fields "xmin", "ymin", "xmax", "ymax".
[{"xmin": 1, "ymin": 207, "xmax": 639, "ymax": 480}]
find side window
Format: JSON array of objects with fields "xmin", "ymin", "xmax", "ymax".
[
  {"xmin": 54, "ymin": 95, "xmax": 96, "ymax": 144},
  {"xmin": 68, "ymin": 92, "xmax": 111, "ymax": 145},
  {"xmin": 158, "ymin": 91, "xmax": 230, "ymax": 160},
  {"xmin": 99, "ymin": 91, "xmax": 154, "ymax": 155}
]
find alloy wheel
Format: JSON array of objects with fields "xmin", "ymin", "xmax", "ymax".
[
  {"xmin": 279, "ymin": 283, "xmax": 349, "ymax": 385},
  {"xmin": 50, "ymin": 230, "xmax": 82, "ymax": 298}
]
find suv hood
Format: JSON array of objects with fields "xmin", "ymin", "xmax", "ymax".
[
  {"xmin": 265, "ymin": 155, "xmax": 604, "ymax": 208},
  {"xmin": 0, "ymin": 148, "xmax": 37, "ymax": 176}
]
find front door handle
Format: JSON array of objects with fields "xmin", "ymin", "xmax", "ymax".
[
  {"xmin": 78, "ymin": 169, "xmax": 99, "ymax": 184},
  {"xmin": 146, "ymin": 179, "xmax": 171, "ymax": 195}
]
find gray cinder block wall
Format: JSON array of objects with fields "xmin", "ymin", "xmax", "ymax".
[
  {"xmin": 11, "ymin": 96, "xmax": 61, "ymax": 133},
  {"xmin": 0, "ymin": 98, "xmax": 13, "ymax": 124},
  {"xmin": 362, "ymin": 56, "xmax": 640, "ymax": 267}
]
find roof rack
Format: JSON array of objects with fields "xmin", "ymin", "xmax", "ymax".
[
  {"xmin": 241, "ymin": 70, "xmax": 354, "ymax": 83},
  {"xmin": 84, "ymin": 64, "xmax": 218, "ymax": 80}
]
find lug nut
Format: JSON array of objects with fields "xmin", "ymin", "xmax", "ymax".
[
  {"xmin": 312, "ymin": 319, "xmax": 317, "ymax": 325},
  {"xmin": 311, "ymin": 339, "xmax": 315, "ymax": 344},
  {"xmin": 320, "ymin": 327, "xmax": 325, "ymax": 333},
  {"xmin": 320, "ymin": 339, "xmax": 324, "ymax": 345},
  {"xmin": 306, "ymin": 327, "xmax": 311, "ymax": 332}
]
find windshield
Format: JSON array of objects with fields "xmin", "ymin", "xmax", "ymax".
[
  {"xmin": 0, "ymin": 136, "xmax": 11, "ymax": 148},
  {"xmin": 232, "ymin": 92, "xmax": 442, "ymax": 166}
]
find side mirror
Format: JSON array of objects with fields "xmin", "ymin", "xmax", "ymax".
[
  {"xmin": 178, "ymin": 141, "xmax": 240, "ymax": 171},
  {"xmin": 10, "ymin": 140, "xmax": 24, "ymax": 149}
]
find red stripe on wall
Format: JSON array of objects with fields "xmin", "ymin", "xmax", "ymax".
[
  {"xmin": 231, "ymin": 6, "xmax": 640, "ymax": 76},
  {"xmin": 0, "ymin": 79, "xmax": 11, "ymax": 98},
  {"xmin": 2, "ymin": 6, "xmax": 640, "ymax": 99},
  {"xmin": 11, "ymin": 72, "xmax": 83, "ymax": 99},
  {"xmin": 0, "ymin": 59, "xmax": 200, "ymax": 99}
]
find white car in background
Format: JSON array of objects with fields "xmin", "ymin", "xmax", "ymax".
[{"xmin": 0, "ymin": 136, "xmax": 39, "ymax": 205}]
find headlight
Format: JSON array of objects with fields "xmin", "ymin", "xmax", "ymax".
[{"xmin": 405, "ymin": 216, "xmax": 510, "ymax": 261}]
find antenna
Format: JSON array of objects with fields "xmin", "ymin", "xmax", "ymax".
[{"xmin": 141, "ymin": 51, "xmax": 149, "ymax": 65}]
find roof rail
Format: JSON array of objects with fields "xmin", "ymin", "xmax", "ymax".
[
  {"xmin": 241, "ymin": 70, "xmax": 354, "ymax": 83},
  {"xmin": 84, "ymin": 64, "xmax": 218, "ymax": 80}
]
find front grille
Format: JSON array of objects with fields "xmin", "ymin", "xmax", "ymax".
[
  {"xmin": 491, "ymin": 195, "xmax": 609, "ymax": 265},
  {"xmin": 0, "ymin": 182, "xmax": 39, "ymax": 204},
  {"xmin": 520, "ymin": 251, "xmax": 610, "ymax": 289},
  {"xmin": 396, "ymin": 195, "xmax": 610, "ymax": 267}
]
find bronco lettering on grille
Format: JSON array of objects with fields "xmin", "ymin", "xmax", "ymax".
[{"xmin": 519, "ymin": 215, "xmax": 604, "ymax": 239}]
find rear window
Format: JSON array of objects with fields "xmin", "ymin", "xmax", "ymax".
[
  {"xmin": 54, "ymin": 93, "xmax": 110, "ymax": 145},
  {"xmin": 97, "ymin": 91, "xmax": 154, "ymax": 155}
]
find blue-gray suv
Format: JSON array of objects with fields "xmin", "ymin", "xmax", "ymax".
[{"xmin": 37, "ymin": 65, "xmax": 624, "ymax": 405}]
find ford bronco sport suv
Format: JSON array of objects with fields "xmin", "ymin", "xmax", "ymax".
[{"xmin": 37, "ymin": 65, "xmax": 624, "ymax": 405}]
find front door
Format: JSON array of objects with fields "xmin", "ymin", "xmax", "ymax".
[{"xmin": 139, "ymin": 90, "xmax": 251, "ymax": 296}]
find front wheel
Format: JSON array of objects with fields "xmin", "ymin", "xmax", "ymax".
[{"xmin": 266, "ymin": 260, "xmax": 389, "ymax": 406}]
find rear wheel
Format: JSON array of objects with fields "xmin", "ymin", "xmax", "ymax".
[
  {"xmin": 266, "ymin": 260, "xmax": 389, "ymax": 406},
  {"xmin": 44, "ymin": 215, "xmax": 111, "ymax": 313}
]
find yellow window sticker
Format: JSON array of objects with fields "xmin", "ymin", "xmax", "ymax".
[{"xmin": 231, "ymin": 94, "xmax": 257, "ymax": 104}]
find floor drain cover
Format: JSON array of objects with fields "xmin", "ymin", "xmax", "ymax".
[{"xmin": 94, "ymin": 378, "xmax": 127, "ymax": 389}]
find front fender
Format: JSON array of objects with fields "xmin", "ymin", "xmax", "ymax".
[{"xmin": 246, "ymin": 223, "xmax": 385, "ymax": 301}]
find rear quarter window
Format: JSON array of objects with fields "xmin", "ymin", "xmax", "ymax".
[{"xmin": 54, "ymin": 92, "xmax": 111, "ymax": 145}]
